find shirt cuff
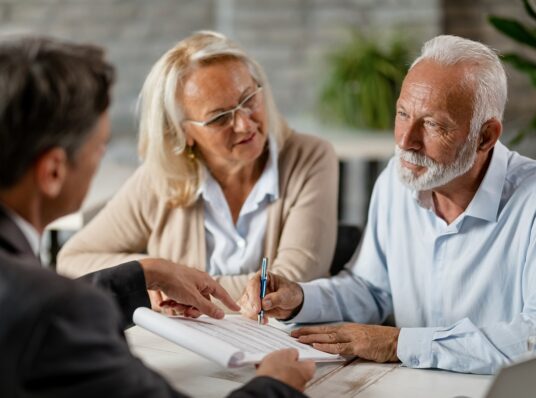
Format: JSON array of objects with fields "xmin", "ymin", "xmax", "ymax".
[
  {"xmin": 284, "ymin": 282, "xmax": 320, "ymax": 323},
  {"xmin": 397, "ymin": 327, "xmax": 441, "ymax": 368}
]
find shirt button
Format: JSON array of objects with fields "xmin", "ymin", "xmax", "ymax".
[
  {"xmin": 237, "ymin": 239, "xmax": 246, "ymax": 248},
  {"xmin": 411, "ymin": 357, "xmax": 420, "ymax": 366}
]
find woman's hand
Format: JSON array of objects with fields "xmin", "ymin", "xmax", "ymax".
[{"xmin": 239, "ymin": 271, "xmax": 304, "ymax": 323}]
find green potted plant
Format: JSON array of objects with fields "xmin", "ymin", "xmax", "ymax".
[
  {"xmin": 318, "ymin": 31, "xmax": 411, "ymax": 131},
  {"xmin": 489, "ymin": 0, "xmax": 536, "ymax": 145}
]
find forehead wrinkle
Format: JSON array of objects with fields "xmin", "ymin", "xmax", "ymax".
[
  {"xmin": 180, "ymin": 60, "xmax": 254, "ymax": 119},
  {"xmin": 401, "ymin": 60, "xmax": 475, "ymax": 123},
  {"xmin": 400, "ymin": 81, "xmax": 468, "ymax": 126},
  {"xmin": 403, "ymin": 82, "xmax": 432, "ymax": 105},
  {"xmin": 399, "ymin": 81, "xmax": 438, "ymax": 117}
]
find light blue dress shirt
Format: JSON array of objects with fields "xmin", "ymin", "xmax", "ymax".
[
  {"xmin": 200, "ymin": 138, "xmax": 279, "ymax": 276},
  {"xmin": 293, "ymin": 141, "xmax": 536, "ymax": 374}
]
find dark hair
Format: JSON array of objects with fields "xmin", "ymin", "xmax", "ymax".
[{"xmin": 0, "ymin": 36, "xmax": 115, "ymax": 188}]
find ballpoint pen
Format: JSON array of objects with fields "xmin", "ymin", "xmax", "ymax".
[{"xmin": 258, "ymin": 257, "xmax": 268, "ymax": 325}]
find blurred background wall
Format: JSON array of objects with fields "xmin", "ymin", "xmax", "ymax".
[{"xmin": 1, "ymin": 0, "xmax": 534, "ymax": 226}]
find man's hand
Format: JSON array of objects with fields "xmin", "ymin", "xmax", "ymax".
[
  {"xmin": 148, "ymin": 289, "xmax": 202, "ymax": 317},
  {"xmin": 256, "ymin": 349, "xmax": 315, "ymax": 392},
  {"xmin": 148, "ymin": 289, "xmax": 165, "ymax": 312},
  {"xmin": 239, "ymin": 272, "xmax": 304, "ymax": 323},
  {"xmin": 139, "ymin": 258, "xmax": 240, "ymax": 319},
  {"xmin": 291, "ymin": 323, "xmax": 400, "ymax": 363}
]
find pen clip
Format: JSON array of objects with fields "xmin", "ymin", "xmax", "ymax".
[{"xmin": 261, "ymin": 257, "xmax": 267, "ymax": 280}]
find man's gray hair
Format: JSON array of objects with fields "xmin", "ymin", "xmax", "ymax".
[{"xmin": 411, "ymin": 35, "xmax": 507, "ymax": 138}]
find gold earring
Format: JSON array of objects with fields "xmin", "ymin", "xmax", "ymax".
[{"xmin": 186, "ymin": 145, "xmax": 196, "ymax": 161}]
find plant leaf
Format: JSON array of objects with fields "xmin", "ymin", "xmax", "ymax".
[
  {"xmin": 488, "ymin": 16, "xmax": 536, "ymax": 48},
  {"xmin": 318, "ymin": 31, "xmax": 410, "ymax": 130},
  {"xmin": 501, "ymin": 53, "xmax": 536, "ymax": 85},
  {"xmin": 508, "ymin": 114, "xmax": 536, "ymax": 147},
  {"xmin": 523, "ymin": 0, "xmax": 536, "ymax": 22},
  {"xmin": 508, "ymin": 130, "xmax": 527, "ymax": 147}
]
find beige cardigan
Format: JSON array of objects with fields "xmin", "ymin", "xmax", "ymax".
[{"xmin": 57, "ymin": 130, "xmax": 339, "ymax": 300}]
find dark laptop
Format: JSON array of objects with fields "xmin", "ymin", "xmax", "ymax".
[{"xmin": 484, "ymin": 356, "xmax": 536, "ymax": 398}]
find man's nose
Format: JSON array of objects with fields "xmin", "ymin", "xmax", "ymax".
[{"xmin": 397, "ymin": 122, "xmax": 423, "ymax": 151}]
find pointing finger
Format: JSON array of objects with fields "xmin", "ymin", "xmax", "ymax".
[
  {"xmin": 208, "ymin": 279, "xmax": 240, "ymax": 312},
  {"xmin": 191, "ymin": 291, "xmax": 225, "ymax": 319}
]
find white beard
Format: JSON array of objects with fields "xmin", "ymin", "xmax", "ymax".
[{"xmin": 395, "ymin": 135, "xmax": 479, "ymax": 191}]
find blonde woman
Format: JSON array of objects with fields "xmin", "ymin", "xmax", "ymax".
[{"xmin": 57, "ymin": 31, "xmax": 338, "ymax": 310}]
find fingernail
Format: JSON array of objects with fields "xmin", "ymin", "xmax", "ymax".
[
  {"xmin": 214, "ymin": 309, "xmax": 224, "ymax": 318},
  {"xmin": 263, "ymin": 299, "xmax": 272, "ymax": 309}
]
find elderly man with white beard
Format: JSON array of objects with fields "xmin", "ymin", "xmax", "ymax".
[{"xmin": 239, "ymin": 35, "xmax": 536, "ymax": 375}]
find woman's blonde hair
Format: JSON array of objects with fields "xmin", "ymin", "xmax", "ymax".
[{"xmin": 138, "ymin": 31, "xmax": 286, "ymax": 207}]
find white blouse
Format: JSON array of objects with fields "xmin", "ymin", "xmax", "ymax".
[{"xmin": 199, "ymin": 138, "xmax": 279, "ymax": 276}]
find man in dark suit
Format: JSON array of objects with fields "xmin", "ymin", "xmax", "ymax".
[{"xmin": 0, "ymin": 36, "xmax": 314, "ymax": 398}]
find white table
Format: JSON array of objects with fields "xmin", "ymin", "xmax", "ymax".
[{"xmin": 125, "ymin": 325, "xmax": 492, "ymax": 398}]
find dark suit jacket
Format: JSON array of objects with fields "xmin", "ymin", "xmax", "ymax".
[{"xmin": 0, "ymin": 208, "xmax": 305, "ymax": 398}]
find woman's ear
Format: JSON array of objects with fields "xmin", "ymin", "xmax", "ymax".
[
  {"xmin": 34, "ymin": 147, "xmax": 68, "ymax": 198},
  {"xmin": 478, "ymin": 118, "xmax": 502, "ymax": 153},
  {"xmin": 186, "ymin": 135, "xmax": 195, "ymax": 147},
  {"xmin": 178, "ymin": 120, "xmax": 195, "ymax": 147}
]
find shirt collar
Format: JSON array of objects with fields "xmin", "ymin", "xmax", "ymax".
[
  {"xmin": 0, "ymin": 204, "xmax": 40, "ymax": 257},
  {"xmin": 199, "ymin": 136, "xmax": 280, "ymax": 205},
  {"xmin": 464, "ymin": 141, "xmax": 507, "ymax": 222},
  {"xmin": 413, "ymin": 141, "xmax": 508, "ymax": 223}
]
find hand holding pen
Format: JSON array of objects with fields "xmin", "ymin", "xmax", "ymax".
[{"xmin": 239, "ymin": 259, "xmax": 305, "ymax": 324}]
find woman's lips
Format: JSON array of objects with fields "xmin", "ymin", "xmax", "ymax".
[{"xmin": 235, "ymin": 132, "xmax": 256, "ymax": 145}]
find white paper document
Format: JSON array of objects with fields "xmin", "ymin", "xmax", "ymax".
[{"xmin": 133, "ymin": 307, "xmax": 343, "ymax": 368}]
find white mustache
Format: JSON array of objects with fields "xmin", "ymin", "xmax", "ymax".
[{"xmin": 395, "ymin": 146, "xmax": 438, "ymax": 168}]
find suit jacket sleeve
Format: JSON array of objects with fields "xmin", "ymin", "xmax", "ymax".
[
  {"xmin": 18, "ymin": 283, "xmax": 186, "ymax": 398},
  {"xmin": 229, "ymin": 377, "xmax": 307, "ymax": 398},
  {"xmin": 76, "ymin": 265, "xmax": 307, "ymax": 397},
  {"xmin": 19, "ymin": 283, "xmax": 306, "ymax": 398},
  {"xmin": 78, "ymin": 260, "xmax": 150, "ymax": 329}
]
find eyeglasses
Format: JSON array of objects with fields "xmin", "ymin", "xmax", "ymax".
[{"xmin": 184, "ymin": 86, "xmax": 263, "ymax": 130}]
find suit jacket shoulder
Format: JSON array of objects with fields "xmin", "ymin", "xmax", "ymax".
[{"xmin": 0, "ymin": 252, "xmax": 185, "ymax": 398}]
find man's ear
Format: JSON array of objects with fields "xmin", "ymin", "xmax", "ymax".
[
  {"xmin": 478, "ymin": 118, "xmax": 502, "ymax": 153},
  {"xmin": 34, "ymin": 147, "xmax": 68, "ymax": 198}
]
